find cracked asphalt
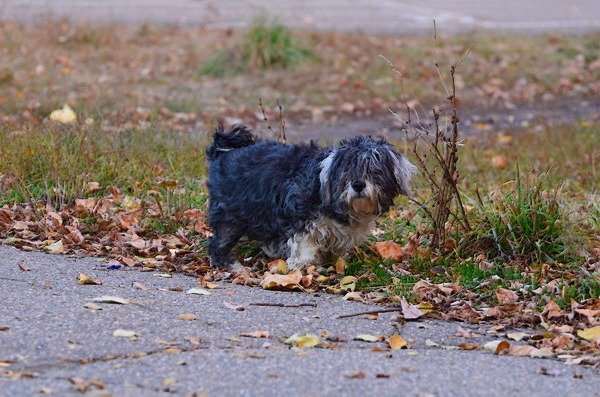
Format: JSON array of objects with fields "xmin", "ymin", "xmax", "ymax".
[{"xmin": 1, "ymin": 245, "xmax": 600, "ymax": 396}]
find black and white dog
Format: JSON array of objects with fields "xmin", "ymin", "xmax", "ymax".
[{"xmin": 206, "ymin": 125, "xmax": 415, "ymax": 270}]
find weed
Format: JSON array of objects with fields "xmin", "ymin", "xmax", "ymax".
[
  {"xmin": 199, "ymin": 17, "xmax": 315, "ymax": 77},
  {"xmin": 465, "ymin": 168, "xmax": 570, "ymax": 264}
]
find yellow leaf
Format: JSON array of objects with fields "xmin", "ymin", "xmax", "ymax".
[
  {"xmin": 77, "ymin": 273, "xmax": 101, "ymax": 285},
  {"xmin": 284, "ymin": 334, "xmax": 320, "ymax": 348},
  {"xmin": 577, "ymin": 326, "xmax": 600, "ymax": 341},
  {"xmin": 388, "ymin": 334, "xmax": 408, "ymax": 350},
  {"xmin": 339, "ymin": 275, "xmax": 356, "ymax": 292},
  {"xmin": 178, "ymin": 314, "xmax": 197, "ymax": 321},
  {"xmin": 46, "ymin": 240, "xmax": 65, "ymax": 254},
  {"xmin": 49, "ymin": 104, "xmax": 77, "ymax": 124},
  {"xmin": 268, "ymin": 259, "xmax": 289, "ymax": 275}
]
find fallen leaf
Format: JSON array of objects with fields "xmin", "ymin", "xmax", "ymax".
[
  {"xmin": 112, "ymin": 329, "xmax": 137, "ymax": 338},
  {"xmin": 484, "ymin": 340, "xmax": 510, "ymax": 354},
  {"xmin": 285, "ymin": 334, "xmax": 320, "ymax": 348},
  {"xmin": 387, "ymin": 334, "xmax": 408, "ymax": 350},
  {"xmin": 507, "ymin": 332, "xmax": 529, "ymax": 341},
  {"xmin": 355, "ymin": 334, "xmax": 384, "ymax": 343},
  {"xmin": 457, "ymin": 343, "xmax": 479, "ymax": 351},
  {"xmin": 178, "ymin": 314, "xmax": 197, "ymax": 321},
  {"xmin": 267, "ymin": 259, "xmax": 289, "ymax": 274},
  {"xmin": 543, "ymin": 300, "xmax": 564, "ymax": 319},
  {"xmin": 78, "ymin": 273, "xmax": 102, "ymax": 285},
  {"xmin": 577, "ymin": 326, "xmax": 600, "ymax": 342},
  {"xmin": 507, "ymin": 345, "xmax": 536, "ymax": 357},
  {"xmin": 260, "ymin": 272, "xmax": 302, "ymax": 290},
  {"xmin": 132, "ymin": 282, "xmax": 148, "ymax": 290},
  {"xmin": 373, "ymin": 241, "xmax": 402, "ymax": 261},
  {"xmin": 343, "ymin": 291, "xmax": 363, "ymax": 301},
  {"xmin": 239, "ymin": 331, "xmax": 270, "ymax": 338},
  {"xmin": 335, "ymin": 257, "xmax": 346, "ymax": 274},
  {"xmin": 83, "ymin": 302, "xmax": 102, "ymax": 311},
  {"xmin": 186, "ymin": 288, "xmax": 211, "ymax": 296},
  {"xmin": 49, "ymin": 104, "xmax": 77, "ymax": 124},
  {"xmin": 401, "ymin": 297, "xmax": 423, "ymax": 320},
  {"xmin": 345, "ymin": 371, "xmax": 365, "ymax": 379},
  {"xmin": 45, "ymin": 240, "xmax": 65, "ymax": 254},
  {"xmin": 92, "ymin": 295, "xmax": 130, "ymax": 305},
  {"xmin": 495, "ymin": 287, "xmax": 518, "ymax": 304},
  {"xmin": 17, "ymin": 262, "xmax": 31, "ymax": 271}
]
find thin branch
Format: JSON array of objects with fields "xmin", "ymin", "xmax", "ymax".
[
  {"xmin": 250, "ymin": 302, "xmax": 317, "ymax": 308},
  {"xmin": 336, "ymin": 308, "xmax": 403, "ymax": 319}
]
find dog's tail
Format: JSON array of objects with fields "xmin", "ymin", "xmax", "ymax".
[{"xmin": 206, "ymin": 124, "xmax": 256, "ymax": 161}]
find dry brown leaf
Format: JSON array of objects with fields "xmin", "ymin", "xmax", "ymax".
[
  {"xmin": 373, "ymin": 241, "xmax": 402, "ymax": 261},
  {"xmin": 260, "ymin": 272, "xmax": 303, "ymax": 290},
  {"xmin": 507, "ymin": 344, "xmax": 536, "ymax": 357},
  {"xmin": 178, "ymin": 314, "xmax": 197, "ymax": 321},
  {"xmin": 543, "ymin": 300, "xmax": 564, "ymax": 319},
  {"xmin": 495, "ymin": 287, "xmax": 518, "ymax": 304},
  {"xmin": 457, "ymin": 343, "xmax": 479, "ymax": 351},
  {"xmin": 401, "ymin": 297, "xmax": 423, "ymax": 320}
]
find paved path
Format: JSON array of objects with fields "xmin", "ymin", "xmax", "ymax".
[
  {"xmin": 1, "ymin": 245, "xmax": 600, "ymax": 396},
  {"xmin": 3, "ymin": 0, "xmax": 600, "ymax": 34}
]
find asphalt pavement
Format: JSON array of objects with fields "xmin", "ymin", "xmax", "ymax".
[
  {"xmin": 3, "ymin": 0, "xmax": 600, "ymax": 34},
  {"xmin": 1, "ymin": 245, "xmax": 600, "ymax": 396}
]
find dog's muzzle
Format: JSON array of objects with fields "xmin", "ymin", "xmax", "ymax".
[{"xmin": 348, "ymin": 180, "xmax": 376, "ymax": 215}]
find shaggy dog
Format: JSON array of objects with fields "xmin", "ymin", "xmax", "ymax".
[{"xmin": 206, "ymin": 124, "xmax": 416, "ymax": 270}]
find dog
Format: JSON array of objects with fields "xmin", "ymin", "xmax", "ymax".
[{"xmin": 206, "ymin": 124, "xmax": 416, "ymax": 270}]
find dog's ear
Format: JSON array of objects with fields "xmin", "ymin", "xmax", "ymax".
[{"xmin": 392, "ymin": 153, "xmax": 416, "ymax": 196}]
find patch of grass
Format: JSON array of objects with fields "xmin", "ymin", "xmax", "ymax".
[
  {"xmin": 464, "ymin": 169, "xmax": 570, "ymax": 264},
  {"xmin": 199, "ymin": 17, "xmax": 316, "ymax": 77},
  {"xmin": 0, "ymin": 123, "xmax": 206, "ymax": 209}
]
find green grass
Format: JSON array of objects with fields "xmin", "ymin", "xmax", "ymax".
[
  {"xmin": 199, "ymin": 17, "xmax": 316, "ymax": 77},
  {"xmin": 0, "ymin": 122, "xmax": 207, "ymax": 209}
]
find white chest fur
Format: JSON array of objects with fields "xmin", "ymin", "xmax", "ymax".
[{"xmin": 286, "ymin": 215, "xmax": 373, "ymax": 269}]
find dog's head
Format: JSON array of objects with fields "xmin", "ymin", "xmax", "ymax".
[{"xmin": 319, "ymin": 136, "xmax": 416, "ymax": 222}]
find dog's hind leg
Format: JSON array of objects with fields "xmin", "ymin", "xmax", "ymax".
[{"xmin": 208, "ymin": 225, "xmax": 242, "ymax": 269}]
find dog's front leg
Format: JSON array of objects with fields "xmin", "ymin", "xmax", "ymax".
[
  {"xmin": 208, "ymin": 225, "xmax": 242, "ymax": 269},
  {"xmin": 286, "ymin": 232, "xmax": 320, "ymax": 270}
]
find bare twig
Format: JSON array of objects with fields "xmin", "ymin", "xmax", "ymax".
[
  {"xmin": 336, "ymin": 308, "xmax": 403, "ymax": 319},
  {"xmin": 250, "ymin": 302, "xmax": 317, "ymax": 308},
  {"xmin": 276, "ymin": 98, "xmax": 286, "ymax": 144},
  {"xmin": 258, "ymin": 97, "xmax": 274, "ymax": 137}
]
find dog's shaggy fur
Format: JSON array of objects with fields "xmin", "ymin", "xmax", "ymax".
[{"xmin": 206, "ymin": 124, "xmax": 416, "ymax": 270}]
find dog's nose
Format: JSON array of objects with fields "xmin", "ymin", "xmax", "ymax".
[{"xmin": 351, "ymin": 181, "xmax": 366, "ymax": 192}]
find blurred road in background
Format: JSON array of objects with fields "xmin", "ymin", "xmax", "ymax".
[{"xmin": 3, "ymin": 0, "xmax": 600, "ymax": 34}]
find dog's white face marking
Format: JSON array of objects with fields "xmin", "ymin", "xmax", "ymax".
[
  {"xmin": 393, "ymin": 155, "xmax": 417, "ymax": 196},
  {"xmin": 319, "ymin": 150, "xmax": 336, "ymax": 200},
  {"xmin": 286, "ymin": 216, "xmax": 373, "ymax": 270}
]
